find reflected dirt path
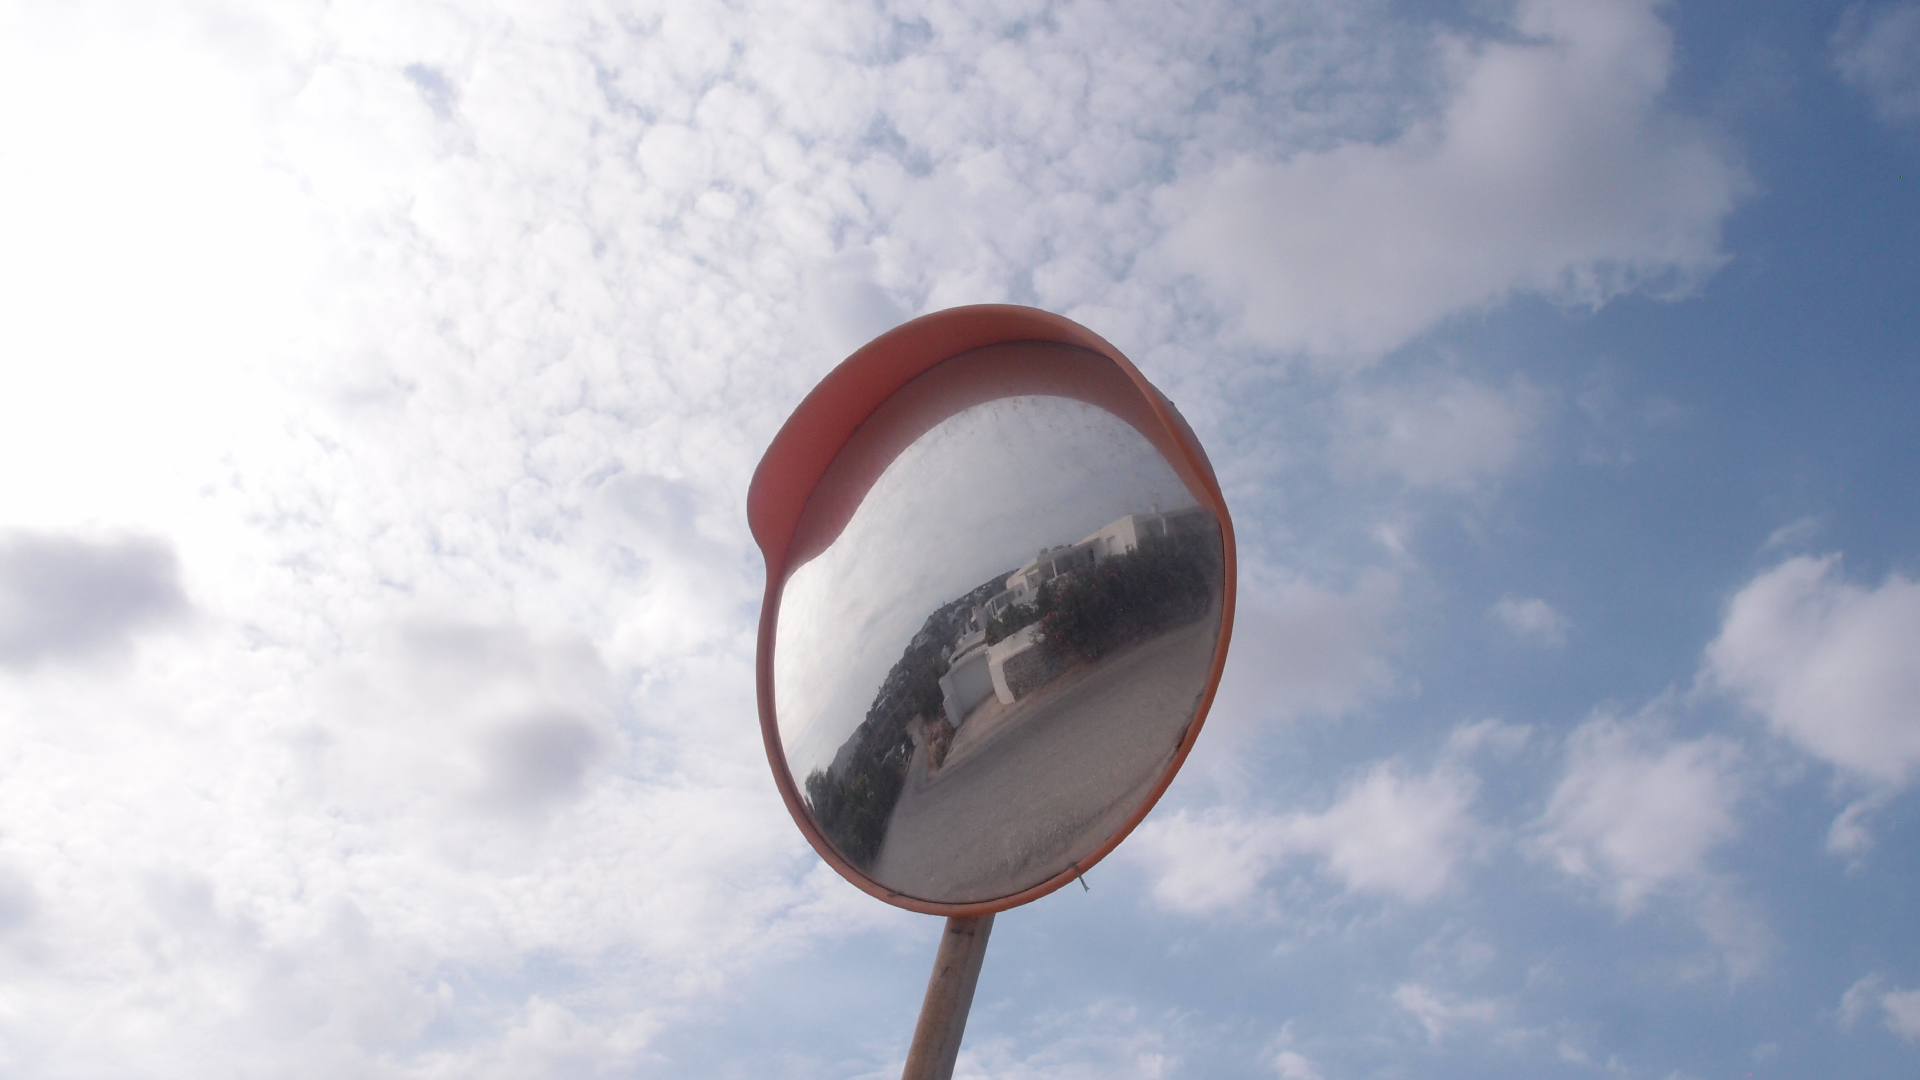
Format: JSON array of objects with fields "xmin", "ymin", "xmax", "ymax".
[{"xmin": 869, "ymin": 614, "xmax": 1218, "ymax": 902}]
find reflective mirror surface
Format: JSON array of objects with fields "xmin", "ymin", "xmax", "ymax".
[{"xmin": 774, "ymin": 392, "xmax": 1225, "ymax": 904}]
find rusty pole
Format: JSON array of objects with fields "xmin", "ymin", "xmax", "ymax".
[{"xmin": 901, "ymin": 914, "xmax": 995, "ymax": 1080}]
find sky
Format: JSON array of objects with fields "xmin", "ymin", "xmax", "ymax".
[
  {"xmin": 0, "ymin": 0, "xmax": 1915, "ymax": 1077},
  {"xmin": 775, "ymin": 393, "xmax": 1198, "ymax": 779}
]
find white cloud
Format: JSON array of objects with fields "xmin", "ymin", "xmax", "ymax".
[
  {"xmin": 1839, "ymin": 973, "xmax": 1887, "ymax": 1027},
  {"xmin": 1833, "ymin": 3, "xmax": 1920, "ymax": 125},
  {"xmin": 1343, "ymin": 375, "xmax": 1548, "ymax": 491},
  {"xmin": 1491, "ymin": 596, "xmax": 1571, "ymax": 648},
  {"xmin": 1761, "ymin": 516, "xmax": 1823, "ymax": 553},
  {"xmin": 1291, "ymin": 762, "xmax": 1483, "ymax": 902},
  {"xmin": 1269, "ymin": 1050, "xmax": 1322, "ymax": 1080},
  {"xmin": 1205, "ymin": 569, "xmax": 1401, "ymax": 729},
  {"xmin": 1532, "ymin": 714, "xmax": 1744, "ymax": 913},
  {"xmin": 463, "ymin": 998, "xmax": 662, "ymax": 1080},
  {"xmin": 1827, "ymin": 801, "xmax": 1874, "ymax": 856},
  {"xmin": 1825, "ymin": 789, "xmax": 1900, "ymax": 858},
  {"xmin": 1162, "ymin": 0, "xmax": 1747, "ymax": 360},
  {"xmin": 1838, "ymin": 975, "xmax": 1920, "ymax": 1041},
  {"xmin": 0, "ymin": 603, "xmax": 903, "ymax": 1073},
  {"xmin": 1887, "ymin": 989, "xmax": 1920, "ymax": 1040},
  {"xmin": 1263, "ymin": 1021, "xmax": 1324, "ymax": 1080},
  {"xmin": 1705, "ymin": 555, "xmax": 1920, "ymax": 786},
  {"xmin": 1444, "ymin": 718, "xmax": 1533, "ymax": 759},
  {"xmin": 1127, "ymin": 807, "xmax": 1286, "ymax": 916},
  {"xmin": 802, "ymin": 251, "xmax": 912, "ymax": 356},
  {"xmin": 1132, "ymin": 747, "xmax": 1484, "ymax": 914},
  {"xmin": 1688, "ymin": 890, "xmax": 1773, "ymax": 985},
  {"xmin": 1392, "ymin": 982, "xmax": 1504, "ymax": 1042},
  {"xmin": 1181, "ymin": 567, "xmax": 1405, "ymax": 794},
  {"xmin": 0, "ymin": 4, "xmax": 317, "ymax": 533}
]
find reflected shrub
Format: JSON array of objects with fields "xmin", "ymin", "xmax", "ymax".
[
  {"xmin": 1036, "ymin": 536, "xmax": 1218, "ymax": 664},
  {"xmin": 984, "ymin": 601, "xmax": 1039, "ymax": 646}
]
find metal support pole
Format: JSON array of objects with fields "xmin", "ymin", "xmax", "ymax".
[{"xmin": 901, "ymin": 914, "xmax": 995, "ymax": 1080}]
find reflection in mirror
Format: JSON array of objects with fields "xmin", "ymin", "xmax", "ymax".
[{"xmin": 775, "ymin": 394, "xmax": 1224, "ymax": 904}]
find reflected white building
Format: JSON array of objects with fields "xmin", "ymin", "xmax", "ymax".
[{"xmin": 937, "ymin": 505, "xmax": 1210, "ymax": 728}]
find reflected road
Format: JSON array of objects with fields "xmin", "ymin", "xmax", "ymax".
[{"xmin": 870, "ymin": 614, "xmax": 1218, "ymax": 902}]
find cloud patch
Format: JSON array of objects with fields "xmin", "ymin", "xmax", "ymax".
[
  {"xmin": 1833, "ymin": 3, "xmax": 1920, "ymax": 125},
  {"xmin": 1207, "ymin": 570, "xmax": 1402, "ymax": 731},
  {"xmin": 1491, "ymin": 596, "xmax": 1571, "ymax": 648},
  {"xmin": 1342, "ymin": 375, "xmax": 1546, "ymax": 492},
  {"xmin": 1269, "ymin": 1049, "xmax": 1324, "ymax": 1080},
  {"xmin": 1132, "ymin": 749, "xmax": 1484, "ymax": 915},
  {"xmin": 1161, "ymin": 0, "xmax": 1746, "ymax": 360},
  {"xmin": 1532, "ymin": 713, "xmax": 1770, "ymax": 981},
  {"xmin": 1705, "ymin": 555, "xmax": 1920, "ymax": 787},
  {"xmin": 1392, "ymin": 982, "xmax": 1505, "ymax": 1042},
  {"xmin": 0, "ymin": 865, "xmax": 36, "ymax": 935},
  {"xmin": 1531, "ymin": 714, "xmax": 1744, "ymax": 914},
  {"xmin": 1265, "ymin": 1023, "xmax": 1325, "ymax": 1080},
  {"xmin": 1839, "ymin": 974, "xmax": 1920, "ymax": 1041},
  {"xmin": 0, "ymin": 531, "xmax": 189, "ymax": 669},
  {"xmin": 479, "ymin": 712, "xmax": 609, "ymax": 813}
]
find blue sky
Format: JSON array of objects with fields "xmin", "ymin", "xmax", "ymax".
[{"xmin": 0, "ymin": 0, "xmax": 1916, "ymax": 1077}]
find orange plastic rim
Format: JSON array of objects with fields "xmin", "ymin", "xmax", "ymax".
[{"xmin": 748, "ymin": 304, "xmax": 1237, "ymax": 916}]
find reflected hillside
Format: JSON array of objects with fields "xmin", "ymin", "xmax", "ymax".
[
  {"xmin": 804, "ymin": 506, "xmax": 1221, "ymax": 875},
  {"xmin": 801, "ymin": 575, "xmax": 1006, "ymax": 869}
]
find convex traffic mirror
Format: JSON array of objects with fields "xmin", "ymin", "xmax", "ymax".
[{"xmin": 749, "ymin": 305, "xmax": 1237, "ymax": 915}]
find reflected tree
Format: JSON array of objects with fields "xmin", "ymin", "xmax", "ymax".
[
  {"xmin": 1035, "ymin": 531, "xmax": 1220, "ymax": 664},
  {"xmin": 803, "ymin": 576, "xmax": 1002, "ymax": 868}
]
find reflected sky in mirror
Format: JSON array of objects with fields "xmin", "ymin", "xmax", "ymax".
[{"xmin": 775, "ymin": 395, "xmax": 1198, "ymax": 782}]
